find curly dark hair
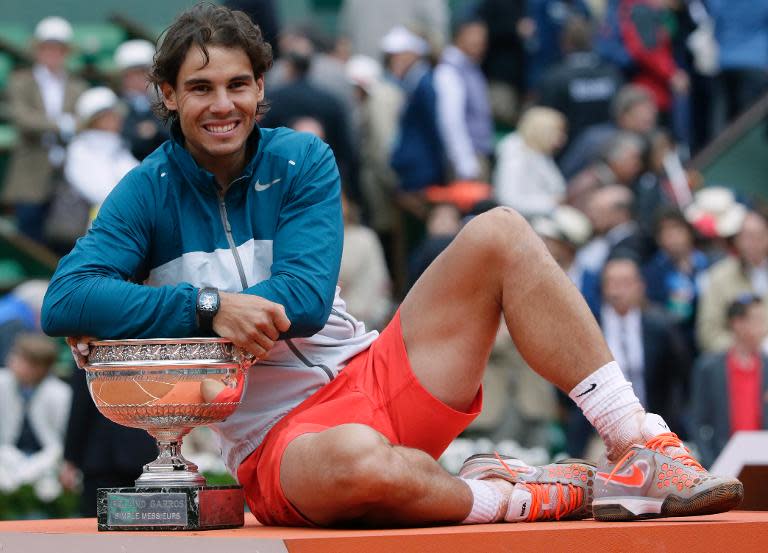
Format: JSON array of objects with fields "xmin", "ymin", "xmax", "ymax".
[{"xmin": 149, "ymin": 2, "xmax": 273, "ymax": 124}]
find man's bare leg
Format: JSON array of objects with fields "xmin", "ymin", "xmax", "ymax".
[
  {"xmin": 281, "ymin": 208, "xmax": 615, "ymax": 526},
  {"xmin": 401, "ymin": 207, "xmax": 613, "ymax": 410},
  {"xmin": 280, "ymin": 424, "xmax": 477, "ymax": 527}
]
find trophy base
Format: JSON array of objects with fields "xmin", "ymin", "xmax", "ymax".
[{"xmin": 96, "ymin": 485, "xmax": 244, "ymax": 531}]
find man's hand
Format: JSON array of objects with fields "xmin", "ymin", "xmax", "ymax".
[
  {"xmin": 59, "ymin": 460, "xmax": 82, "ymax": 491},
  {"xmin": 212, "ymin": 292, "xmax": 291, "ymax": 359},
  {"xmin": 66, "ymin": 336, "xmax": 97, "ymax": 369}
]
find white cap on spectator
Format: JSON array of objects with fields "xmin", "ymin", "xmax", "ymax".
[
  {"xmin": 75, "ymin": 87, "xmax": 120, "ymax": 125},
  {"xmin": 684, "ymin": 186, "xmax": 747, "ymax": 238},
  {"xmin": 34, "ymin": 16, "xmax": 74, "ymax": 45},
  {"xmin": 114, "ymin": 39, "xmax": 155, "ymax": 70},
  {"xmin": 380, "ymin": 26, "xmax": 429, "ymax": 56},
  {"xmin": 533, "ymin": 205, "xmax": 592, "ymax": 248},
  {"xmin": 346, "ymin": 55, "xmax": 382, "ymax": 93}
]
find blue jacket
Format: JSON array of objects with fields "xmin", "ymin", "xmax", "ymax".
[
  {"xmin": 390, "ymin": 61, "xmax": 446, "ymax": 191},
  {"xmin": 42, "ymin": 125, "xmax": 342, "ymax": 340},
  {"xmin": 41, "ymin": 124, "xmax": 378, "ymax": 475}
]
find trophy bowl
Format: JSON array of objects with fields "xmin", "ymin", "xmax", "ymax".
[{"xmin": 82, "ymin": 338, "xmax": 253, "ymax": 487}]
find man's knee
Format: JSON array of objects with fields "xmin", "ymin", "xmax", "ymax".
[
  {"xmin": 304, "ymin": 424, "xmax": 401, "ymax": 500},
  {"xmin": 460, "ymin": 207, "xmax": 544, "ymax": 264}
]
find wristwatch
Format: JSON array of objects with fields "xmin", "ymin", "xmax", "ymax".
[{"xmin": 196, "ymin": 287, "xmax": 220, "ymax": 333}]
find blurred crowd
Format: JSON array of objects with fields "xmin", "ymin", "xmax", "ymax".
[{"xmin": 1, "ymin": 0, "xmax": 767, "ymax": 517}]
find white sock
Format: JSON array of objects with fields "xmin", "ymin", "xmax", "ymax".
[
  {"xmin": 460, "ymin": 478, "xmax": 503, "ymax": 524},
  {"xmin": 569, "ymin": 361, "xmax": 645, "ymax": 459},
  {"xmin": 505, "ymin": 484, "xmax": 533, "ymax": 522}
]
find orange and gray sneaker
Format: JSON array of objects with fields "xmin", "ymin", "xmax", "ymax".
[
  {"xmin": 459, "ymin": 454, "xmax": 596, "ymax": 521},
  {"xmin": 593, "ymin": 413, "xmax": 744, "ymax": 521}
]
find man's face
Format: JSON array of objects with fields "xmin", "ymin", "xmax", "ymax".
[
  {"xmin": 456, "ymin": 22, "xmax": 488, "ymax": 63},
  {"xmin": 161, "ymin": 45, "xmax": 264, "ymax": 173},
  {"xmin": 610, "ymin": 145, "xmax": 643, "ymax": 184},
  {"xmin": 621, "ymin": 101, "xmax": 657, "ymax": 134},
  {"xmin": 735, "ymin": 212, "xmax": 768, "ymax": 267},
  {"xmin": 732, "ymin": 303, "xmax": 767, "ymax": 351},
  {"xmin": 9, "ymin": 353, "xmax": 49, "ymax": 388},
  {"xmin": 602, "ymin": 259, "xmax": 645, "ymax": 315},
  {"xmin": 657, "ymin": 219, "xmax": 693, "ymax": 260},
  {"xmin": 35, "ymin": 41, "xmax": 70, "ymax": 73},
  {"xmin": 388, "ymin": 51, "xmax": 420, "ymax": 79},
  {"xmin": 122, "ymin": 66, "xmax": 150, "ymax": 95}
]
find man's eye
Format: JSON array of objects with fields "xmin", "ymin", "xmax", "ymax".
[{"xmin": 192, "ymin": 85, "xmax": 209, "ymax": 93}]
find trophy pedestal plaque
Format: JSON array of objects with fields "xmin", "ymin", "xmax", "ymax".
[{"xmin": 97, "ymin": 485, "xmax": 244, "ymax": 531}]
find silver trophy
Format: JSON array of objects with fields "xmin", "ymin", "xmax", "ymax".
[{"xmin": 79, "ymin": 338, "xmax": 253, "ymax": 531}]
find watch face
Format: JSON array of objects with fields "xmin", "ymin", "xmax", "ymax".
[
  {"xmin": 199, "ymin": 290, "xmax": 219, "ymax": 313},
  {"xmin": 200, "ymin": 293, "xmax": 217, "ymax": 310}
]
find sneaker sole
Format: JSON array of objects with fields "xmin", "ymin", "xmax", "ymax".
[{"xmin": 593, "ymin": 481, "xmax": 744, "ymax": 521}]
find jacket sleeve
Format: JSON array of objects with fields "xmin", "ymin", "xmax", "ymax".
[
  {"xmin": 41, "ymin": 170, "xmax": 199, "ymax": 339},
  {"xmin": 9, "ymin": 72, "xmax": 59, "ymax": 138},
  {"xmin": 245, "ymin": 138, "xmax": 343, "ymax": 338},
  {"xmin": 620, "ymin": 2, "xmax": 677, "ymax": 81}
]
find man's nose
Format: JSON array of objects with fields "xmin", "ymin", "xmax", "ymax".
[{"xmin": 210, "ymin": 88, "xmax": 235, "ymax": 113}]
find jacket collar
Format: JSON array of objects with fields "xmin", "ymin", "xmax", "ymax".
[{"xmin": 168, "ymin": 121, "xmax": 262, "ymax": 199}]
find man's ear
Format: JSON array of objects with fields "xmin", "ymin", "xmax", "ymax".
[
  {"xmin": 160, "ymin": 82, "xmax": 178, "ymax": 112},
  {"xmin": 255, "ymin": 76, "xmax": 265, "ymax": 103}
]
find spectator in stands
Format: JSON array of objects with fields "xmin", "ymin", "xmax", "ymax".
[
  {"xmin": 578, "ymin": 184, "xmax": 651, "ymax": 272},
  {"xmin": 601, "ymin": 254, "xmax": 690, "ymax": 427},
  {"xmin": 709, "ymin": 0, "xmax": 768, "ymax": 122},
  {"xmin": 2, "ymin": 16, "xmax": 87, "ymax": 244},
  {"xmin": 0, "ymin": 333, "xmax": 71, "ymax": 502},
  {"xmin": 567, "ymin": 131, "xmax": 646, "ymax": 211},
  {"xmin": 385, "ymin": 26, "xmax": 445, "ymax": 193},
  {"xmin": 346, "ymin": 55, "xmax": 403, "ymax": 272},
  {"xmin": 692, "ymin": 294, "xmax": 768, "ymax": 467},
  {"xmin": 0, "ymin": 279, "xmax": 49, "ymax": 365},
  {"xmin": 618, "ymin": 0, "xmax": 690, "ymax": 118},
  {"xmin": 261, "ymin": 39, "xmax": 358, "ymax": 202},
  {"xmin": 338, "ymin": 0, "xmax": 449, "ymax": 59},
  {"xmin": 65, "ymin": 87, "xmax": 139, "ymax": 211},
  {"xmin": 115, "ymin": 39, "xmax": 170, "ymax": 161},
  {"xmin": 268, "ymin": 26, "xmax": 355, "ymax": 112},
  {"xmin": 433, "ymin": 15, "xmax": 493, "ymax": 182},
  {"xmin": 493, "ymin": 107, "xmax": 568, "ymax": 218},
  {"xmin": 527, "ymin": 0, "xmax": 594, "ymax": 90},
  {"xmin": 339, "ymin": 194, "xmax": 393, "ymax": 331},
  {"xmin": 559, "ymin": 84, "xmax": 657, "ymax": 178},
  {"xmin": 538, "ymin": 15, "xmax": 624, "ymax": 151},
  {"xmin": 60, "ymin": 367, "xmax": 157, "ymax": 516},
  {"xmin": 698, "ymin": 209, "xmax": 768, "ymax": 353},
  {"xmin": 632, "ymin": 129, "xmax": 693, "ymax": 236},
  {"xmin": 474, "ymin": 0, "xmax": 532, "ymax": 127},
  {"xmin": 564, "ymin": 254, "xmax": 690, "ymax": 456},
  {"xmin": 643, "ymin": 207, "xmax": 710, "ymax": 355}
]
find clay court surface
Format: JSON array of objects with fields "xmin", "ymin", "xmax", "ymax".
[{"xmin": 1, "ymin": 512, "xmax": 767, "ymax": 553}]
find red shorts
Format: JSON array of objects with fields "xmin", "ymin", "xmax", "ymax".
[{"xmin": 236, "ymin": 310, "xmax": 483, "ymax": 526}]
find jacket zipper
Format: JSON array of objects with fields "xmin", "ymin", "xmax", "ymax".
[
  {"xmin": 217, "ymin": 180, "xmax": 334, "ymax": 382},
  {"xmin": 217, "ymin": 188, "xmax": 249, "ymax": 290}
]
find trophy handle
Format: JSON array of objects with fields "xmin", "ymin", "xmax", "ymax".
[{"xmin": 235, "ymin": 348, "xmax": 256, "ymax": 370}]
